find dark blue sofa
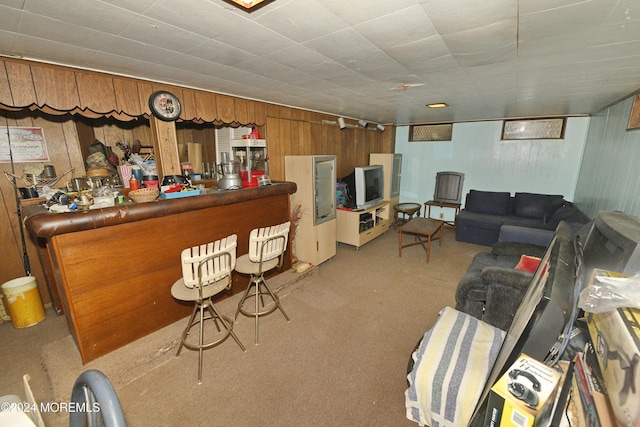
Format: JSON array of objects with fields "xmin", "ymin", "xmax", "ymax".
[{"xmin": 455, "ymin": 190, "xmax": 590, "ymax": 246}]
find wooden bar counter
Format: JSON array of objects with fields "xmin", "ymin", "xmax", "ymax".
[{"xmin": 23, "ymin": 182, "xmax": 296, "ymax": 364}]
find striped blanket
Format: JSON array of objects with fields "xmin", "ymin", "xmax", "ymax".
[{"xmin": 405, "ymin": 307, "xmax": 505, "ymax": 426}]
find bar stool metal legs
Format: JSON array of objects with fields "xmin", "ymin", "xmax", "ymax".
[
  {"xmin": 171, "ymin": 236, "xmax": 245, "ymax": 383},
  {"xmin": 233, "ymin": 221, "xmax": 292, "ymax": 344},
  {"xmin": 235, "ymin": 272, "xmax": 290, "ymax": 344},
  {"xmin": 177, "ymin": 296, "xmax": 246, "ymax": 383}
]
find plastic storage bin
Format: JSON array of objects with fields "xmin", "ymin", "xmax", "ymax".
[{"xmin": 1, "ymin": 277, "xmax": 46, "ymax": 328}]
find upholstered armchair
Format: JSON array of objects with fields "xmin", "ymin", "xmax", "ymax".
[{"xmin": 455, "ymin": 241, "xmax": 547, "ymax": 330}]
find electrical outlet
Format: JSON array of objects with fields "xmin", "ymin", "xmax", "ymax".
[{"xmin": 439, "ymin": 212, "xmax": 444, "ymax": 219}]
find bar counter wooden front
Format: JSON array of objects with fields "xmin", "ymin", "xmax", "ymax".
[{"xmin": 23, "ymin": 182, "xmax": 296, "ymax": 364}]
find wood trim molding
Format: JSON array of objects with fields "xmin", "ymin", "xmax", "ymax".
[{"xmin": 628, "ymin": 94, "xmax": 640, "ymax": 130}]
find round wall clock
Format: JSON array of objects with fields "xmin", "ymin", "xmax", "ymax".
[{"xmin": 148, "ymin": 90, "xmax": 181, "ymax": 121}]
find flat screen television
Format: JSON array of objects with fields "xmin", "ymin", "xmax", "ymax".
[{"xmin": 341, "ymin": 165, "xmax": 384, "ymax": 209}]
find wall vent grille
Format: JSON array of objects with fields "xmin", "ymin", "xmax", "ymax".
[
  {"xmin": 502, "ymin": 118, "xmax": 565, "ymax": 140},
  {"xmin": 410, "ymin": 124, "xmax": 453, "ymax": 141}
]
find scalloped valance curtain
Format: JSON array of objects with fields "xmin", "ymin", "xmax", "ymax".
[{"xmin": 0, "ymin": 57, "xmax": 265, "ymax": 126}]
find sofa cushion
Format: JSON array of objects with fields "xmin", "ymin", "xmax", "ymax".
[
  {"xmin": 513, "ymin": 192, "xmax": 564, "ymax": 219},
  {"xmin": 456, "ymin": 210, "xmax": 506, "ymax": 231},
  {"xmin": 546, "ymin": 205, "xmax": 589, "ymax": 229},
  {"xmin": 405, "ymin": 307, "xmax": 505, "ymax": 427},
  {"xmin": 492, "ymin": 241, "xmax": 547, "ymax": 259},
  {"xmin": 465, "ymin": 190, "xmax": 511, "ymax": 216}
]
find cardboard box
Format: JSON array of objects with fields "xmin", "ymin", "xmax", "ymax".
[
  {"xmin": 585, "ymin": 269, "xmax": 640, "ymax": 427},
  {"xmin": 484, "ymin": 353, "xmax": 563, "ymax": 427}
]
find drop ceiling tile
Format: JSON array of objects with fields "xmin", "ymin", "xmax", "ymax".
[
  {"xmin": 119, "ymin": 15, "xmax": 210, "ymax": 52},
  {"xmin": 519, "ymin": 1, "xmax": 617, "ymax": 40},
  {"xmin": 101, "ymin": 36, "xmax": 181, "ymax": 64},
  {"xmin": 590, "ymin": 19, "xmax": 640, "ymax": 47},
  {"xmin": 184, "ymin": 39, "xmax": 257, "ymax": 66},
  {"xmin": 519, "ymin": 0, "xmax": 618, "ymax": 16},
  {"xmin": 0, "ymin": 0, "xmax": 25, "ymax": 9},
  {"xmin": 360, "ymin": 66, "xmax": 414, "ymax": 84},
  {"xmin": 303, "ymin": 28, "xmax": 377, "ymax": 60},
  {"xmin": 441, "ymin": 18, "xmax": 516, "ymax": 55},
  {"xmin": 323, "ymin": 71, "xmax": 373, "ymax": 89},
  {"xmin": 422, "ymin": 0, "xmax": 515, "ymax": 34},
  {"xmin": 264, "ymin": 45, "xmax": 331, "ymax": 70},
  {"xmin": 95, "ymin": 0, "xmax": 157, "ymax": 14},
  {"xmin": 17, "ymin": 12, "xmax": 115, "ymax": 50},
  {"xmin": 12, "ymin": 35, "xmax": 100, "ymax": 68},
  {"xmin": 77, "ymin": 51, "xmax": 149, "ymax": 76},
  {"xmin": 23, "ymin": 0, "xmax": 138, "ymax": 34},
  {"xmin": 236, "ymin": 57, "xmax": 305, "ymax": 84},
  {"xmin": 607, "ymin": 0, "xmax": 640, "ymax": 25},
  {"xmin": 214, "ymin": 24, "xmax": 294, "ymax": 56},
  {"xmin": 144, "ymin": 0, "xmax": 245, "ymax": 39},
  {"xmin": 317, "ymin": 0, "xmax": 417, "ymax": 27},
  {"xmin": 0, "ymin": 5, "xmax": 22, "ymax": 32},
  {"xmin": 575, "ymin": 41, "xmax": 640, "ymax": 67},
  {"xmin": 0, "ymin": 30, "xmax": 17, "ymax": 55},
  {"xmin": 254, "ymin": 0, "xmax": 347, "ymax": 43},
  {"xmin": 453, "ymin": 46, "xmax": 516, "ymax": 67},
  {"xmin": 517, "ymin": 29, "xmax": 593, "ymax": 59},
  {"xmin": 402, "ymin": 54, "xmax": 459, "ymax": 76},
  {"xmin": 383, "ymin": 35, "xmax": 451, "ymax": 66},
  {"xmin": 354, "ymin": 4, "xmax": 438, "ymax": 49},
  {"xmin": 336, "ymin": 50, "xmax": 403, "ymax": 74},
  {"xmin": 298, "ymin": 60, "xmax": 352, "ymax": 82},
  {"xmin": 169, "ymin": 52, "xmax": 228, "ymax": 73}
]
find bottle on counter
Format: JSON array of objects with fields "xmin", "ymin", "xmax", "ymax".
[
  {"xmin": 181, "ymin": 162, "xmax": 193, "ymax": 180},
  {"xmin": 129, "ymin": 175, "xmax": 140, "ymax": 190}
]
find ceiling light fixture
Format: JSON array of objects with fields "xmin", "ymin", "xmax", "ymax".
[
  {"xmin": 390, "ymin": 83, "xmax": 425, "ymax": 91},
  {"xmin": 427, "ymin": 103, "xmax": 448, "ymax": 109},
  {"xmin": 376, "ymin": 124, "xmax": 386, "ymax": 132},
  {"xmin": 358, "ymin": 119, "xmax": 368, "ymax": 128},
  {"xmin": 225, "ymin": 0, "xmax": 272, "ymax": 11}
]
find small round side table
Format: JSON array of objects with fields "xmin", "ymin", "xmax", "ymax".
[{"xmin": 393, "ymin": 202, "xmax": 421, "ymax": 229}]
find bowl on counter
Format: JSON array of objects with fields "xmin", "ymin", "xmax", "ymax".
[
  {"xmin": 128, "ymin": 188, "xmax": 159, "ymax": 203},
  {"xmin": 86, "ymin": 167, "xmax": 110, "ymax": 178}
]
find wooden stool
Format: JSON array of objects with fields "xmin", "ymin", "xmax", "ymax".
[{"xmin": 393, "ymin": 202, "xmax": 421, "ymax": 229}]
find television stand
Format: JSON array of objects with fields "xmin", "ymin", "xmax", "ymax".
[{"xmin": 336, "ymin": 201, "xmax": 390, "ymax": 249}]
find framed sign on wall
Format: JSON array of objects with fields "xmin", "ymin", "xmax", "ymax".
[{"xmin": 0, "ymin": 127, "xmax": 50, "ymax": 163}]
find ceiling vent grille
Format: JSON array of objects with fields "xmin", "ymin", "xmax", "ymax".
[
  {"xmin": 410, "ymin": 124, "xmax": 453, "ymax": 141},
  {"xmin": 502, "ymin": 118, "xmax": 565, "ymax": 140}
]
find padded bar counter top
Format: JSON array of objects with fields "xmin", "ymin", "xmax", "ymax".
[{"xmin": 23, "ymin": 182, "xmax": 296, "ymax": 363}]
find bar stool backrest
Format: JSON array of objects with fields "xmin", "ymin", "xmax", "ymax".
[
  {"xmin": 248, "ymin": 221, "xmax": 291, "ymax": 265},
  {"xmin": 181, "ymin": 235, "xmax": 237, "ymax": 289}
]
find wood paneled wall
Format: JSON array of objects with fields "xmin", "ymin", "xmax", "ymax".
[{"xmin": 0, "ymin": 56, "xmax": 395, "ymax": 305}]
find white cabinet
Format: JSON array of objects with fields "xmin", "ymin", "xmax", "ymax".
[
  {"xmin": 285, "ymin": 156, "xmax": 336, "ymax": 266},
  {"xmin": 369, "ymin": 153, "xmax": 402, "ymax": 206}
]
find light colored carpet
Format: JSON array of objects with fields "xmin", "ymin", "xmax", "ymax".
[{"xmin": 3, "ymin": 226, "xmax": 485, "ymax": 426}]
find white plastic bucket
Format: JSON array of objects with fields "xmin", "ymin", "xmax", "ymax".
[
  {"xmin": 1, "ymin": 277, "xmax": 46, "ymax": 328},
  {"xmin": 0, "ymin": 297, "xmax": 10, "ymax": 321}
]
